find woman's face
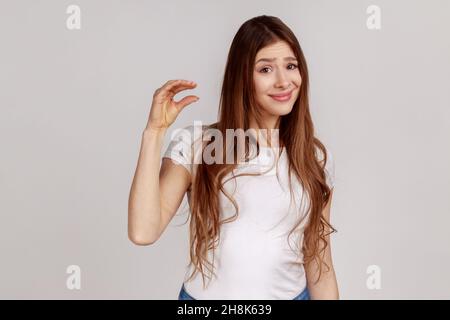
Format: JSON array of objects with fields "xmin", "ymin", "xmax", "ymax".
[{"xmin": 253, "ymin": 41, "xmax": 302, "ymax": 120}]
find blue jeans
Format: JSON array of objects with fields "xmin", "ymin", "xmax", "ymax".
[{"xmin": 178, "ymin": 283, "xmax": 310, "ymax": 300}]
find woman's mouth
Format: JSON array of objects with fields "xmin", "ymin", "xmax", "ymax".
[{"xmin": 269, "ymin": 90, "xmax": 292, "ymax": 102}]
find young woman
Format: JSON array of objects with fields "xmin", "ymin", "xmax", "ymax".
[{"xmin": 128, "ymin": 15, "xmax": 338, "ymax": 300}]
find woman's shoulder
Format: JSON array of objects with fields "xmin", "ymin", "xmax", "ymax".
[
  {"xmin": 174, "ymin": 122, "xmax": 216, "ymax": 138},
  {"xmin": 167, "ymin": 122, "xmax": 215, "ymax": 145}
]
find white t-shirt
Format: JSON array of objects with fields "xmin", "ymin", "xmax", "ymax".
[{"xmin": 163, "ymin": 124, "xmax": 336, "ymax": 300}]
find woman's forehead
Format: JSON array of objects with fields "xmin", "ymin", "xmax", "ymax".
[{"xmin": 255, "ymin": 41, "xmax": 295, "ymax": 61}]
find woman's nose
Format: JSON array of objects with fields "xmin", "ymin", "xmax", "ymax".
[{"xmin": 274, "ymin": 70, "xmax": 290, "ymax": 88}]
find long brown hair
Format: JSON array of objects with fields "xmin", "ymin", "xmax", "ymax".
[{"xmin": 185, "ymin": 15, "xmax": 336, "ymax": 288}]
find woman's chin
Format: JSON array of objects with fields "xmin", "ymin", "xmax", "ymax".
[{"xmin": 265, "ymin": 105, "xmax": 295, "ymax": 116}]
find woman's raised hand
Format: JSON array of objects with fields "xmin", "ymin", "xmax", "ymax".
[{"xmin": 145, "ymin": 79, "xmax": 199, "ymax": 131}]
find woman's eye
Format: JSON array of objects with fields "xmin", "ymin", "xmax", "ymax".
[{"xmin": 259, "ymin": 64, "xmax": 298, "ymax": 73}]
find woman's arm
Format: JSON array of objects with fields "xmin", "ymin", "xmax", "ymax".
[
  {"xmin": 304, "ymin": 190, "xmax": 340, "ymax": 299},
  {"xmin": 128, "ymin": 79, "xmax": 198, "ymax": 245}
]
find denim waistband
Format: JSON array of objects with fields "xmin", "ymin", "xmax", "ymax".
[{"xmin": 178, "ymin": 284, "xmax": 310, "ymax": 300}]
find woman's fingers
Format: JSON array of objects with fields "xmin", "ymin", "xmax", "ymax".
[
  {"xmin": 175, "ymin": 95, "xmax": 200, "ymax": 110},
  {"xmin": 157, "ymin": 79, "xmax": 197, "ymax": 100},
  {"xmin": 147, "ymin": 79, "xmax": 199, "ymax": 130}
]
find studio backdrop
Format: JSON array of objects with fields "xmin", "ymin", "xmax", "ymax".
[{"xmin": 1, "ymin": 0, "xmax": 449, "ymax": 299}]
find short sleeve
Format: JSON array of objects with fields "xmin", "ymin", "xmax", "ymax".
[
  {"xmin": 162, "ymin": 125, "xmax": 195, "ymax": 175},
  {"xmin": 163, "ymin": 124, "xmax": 206, "ymax": 176},
  {"xmin": 316, "ymin": 146, "xmax": 336, "ymax": 189}
]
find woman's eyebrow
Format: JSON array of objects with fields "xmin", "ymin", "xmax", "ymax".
[{"xmin": 255, "ymin": 56, "xmax": 297, "ymax": 64}]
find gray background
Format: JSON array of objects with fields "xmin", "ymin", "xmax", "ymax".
[{"xmin": 1, "ymin": 0, "xmax": 449, "ymax": 299}]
